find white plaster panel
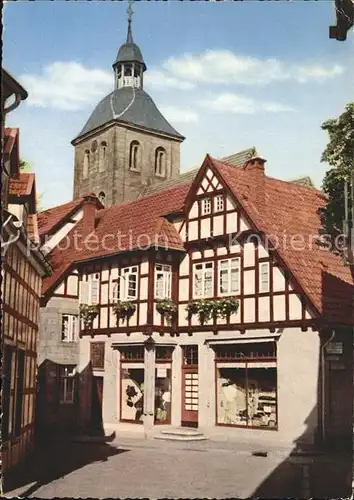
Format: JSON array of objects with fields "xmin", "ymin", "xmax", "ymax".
[
  {"xmin": 216, "ymin": 246, "xmax": 228, "ymax": 256},
  {"xmin": 226, "ymin": 213, "xmax": 237, "ymax": 234},
  {"xmin": 179, "ymin": 256, "xmax": 189, "ymax": 276},
  {"xmin": 206, "ymin": 168, "xmax": 213, "ymax": 180},
  {"xmin": 189, "ymin": 202, "xmax": 199, "ymax": 219},
  {"xmin": 226, "ymin": 196, "xmax": 236, "ymax": 211},
  {"xmin": 201, "ymin": 178, "xmax": 209, "ymax": 190},
  {"xmin": 273, "ymin": 295, "xmax": 286, "ymax": 321},
  {"xmin": 273, "ymin": 267, "xmax": 286, "ymax": 292},
  {"xmin": 200, "ymin": 217, "xmax": 211, "ymax": 239},
  {"xmin": 243, "ymin": 298, "xmax": 255, "ymax": 323},
  {"xmin": 244, "ymin": 270, "xmax": 255, "ymax": 295},
  {"xmin": 204, "ymin": 249, "xmax": 214, "ymax": 258},
  {"xmin": 54, "ymin": 282, "xmax": 65, "ymax": 295},
  {"xmin": 243, "ymin": 242, "xmax": 255, "ymax": 267},
  {"xmin": 191, "ymin": 251, "xmax": 202, "ymax": 260},
  {"xmin": 101, "ymin": 283, "xmax": 108, "ymax": 304},
  {"xmin": 153, "ymin": 306, "xmax": 160, "ymax": 325},
  {"xmin": 110, "ymin": 266, "xmax": 119, "ymax": 279},
  {"xmin": 178, "ymin": 305, "xmax": 188, "ymax": 326},
  {"xmin": 139, "ymin": 302, "xmax": 147, "ymax": 324},
  {"xmin": 100, "ymin": 307, "xmax": 108, "ymax": 329},
  {"xmin": 101, "ymin": 267, "xmax": 109, "ymax": 281},
  {"xmin": 239, "ymin": 216, "xmax": 250, "ymax": 232},
  {"xmin": 289, "ymin": 294, "xmax": 302, "ymax": 320},
  {"xmin": 197, "ymin": 187, "xmax": 203, "ymax": 195},
  {"xmin": 258, "ymin": 244, "xmax": 269, "ymax": 259},
  {"xmin": 230, "ymin": 242, "xmax": 241, "ymax": 254},
  {"xmin": 305, "ymin": 309, "xmax": 313, "ymax": 319},
  {"xmin": 213, "ymin": 215, "xmax": 224, "ymax": 236},
  {"xmin": 140, "ymin": 260, "xmax": 149, "ymax": 275},
  {"xmin": 67, "ymin": 275, "xmax": 78, "ymax": 295},
  {"xmin": 140, "ymin": 277, "xmax": 148, "ymax": 301},
  {"xmin": 179, "ymin": 223, "xmax": 186, "ymax": 241},
  {"xmin": 258, "ymin": 296, "xmax": 270, "ymax": 322},
  {"xmin": 188, "ymin": 221, "xmax": 198, "ymax": 241},
  {"xmin": 179, "ymin": 280, "xmax": 189, "ymax": 301},
  {"xmin": 228, "ymin": 304, "xmax": 241, "ymax": 323}
]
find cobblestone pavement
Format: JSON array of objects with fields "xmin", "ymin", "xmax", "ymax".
[{"xmin": 3, "ymin": 436, "xmax": 352, "ymax": 499}]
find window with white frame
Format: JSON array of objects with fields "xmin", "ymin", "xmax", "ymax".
[
  {"xmin": 202, "ymin": 198, "xmax": 212, "ymax": 216},
  {"xmin": 59, "ymin": 365, "xmax": 75, "ymax": 404},
  {"xmin": 122, "ymin": 266, "xmax": 138, "ymax": 300},
  {"xmin": 79, "ymin": 273, "xmax": 100, "ymax": 305},
  {"xmin": 61, "ymin": 314, "xmax": 78, "ymax": 342},
  {"xmin": 219, "ymin": 258, "xmax": 240, "ymax": 295},
  {"xmin": 193, "ymin": 262, "xmax": 214, "ymax": 298},
  {"xmin": 260, "ymin": 263, "xmax": 269, "ymax": 293},
  {"xmin": 155, "ymin": 264, "xmax": 172, "ymax": 299},
  {"xmin": 215, "ymin": 195, "xmax": 224, "ymax": 213}
]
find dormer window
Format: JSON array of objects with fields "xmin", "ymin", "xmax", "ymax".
[
  {"xmin": 83, "ymin": 150, "xmax": 90, "ymax": 179},
  {"xmin": 99, "ymin": 141, "xmax": 107, "ymax": 172},
  {"xmin": 155, "ymin": 147, "xmax": 166, "ymax": 178},
  {"xmin": 129, "ymin": 141, "xmax": 140, "ymax": 172}
]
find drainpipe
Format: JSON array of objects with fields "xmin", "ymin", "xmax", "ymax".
[{"xmin": 321, "ymin": 329, "xmax": 335, "ymax": 443}]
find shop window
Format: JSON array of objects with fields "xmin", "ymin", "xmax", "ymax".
[
  {"xmin": 61, "ymin": 314, "xmax": 78, "ymax": 342},
  {"xmin": 121, "ymin": 367, "xmax": 144, "ymax": 422},
  {"xmin": 120, "ymin": 346, "xmax": 144, "ymax": 361},
  {"xmin": 219, "ymin": 258, "xmax": 240, "ymax": 295},
  {"xmin": 90, "ymin": 342, "xmax": 105, "ymax": 370},
  {"xmin": 215, "ymin": 195, "xmax": 224, "ymax": 213},
  {"xmin": 155, "ymin": 367, "xmax": 172, "ymax": 424},
  {"xmin": 193, "ymin": 262, "xmax": 213, "ymax": 298},
  {"xmin": 59, "ymin": 365, "xmax": 76, "ymax": 404},
  {"xmin": 202, "ymin": 197, "xmax": 212, "ymax": 216},
  {"xmin": 155, "ymin": 264, "xmax": 172, "ymax": 299},
  {"xmin": 156, "ymin": 346, "xmax": 173, "ymax": 361},
  {"xmin": 259, "ymin": 263, "xmax": 269, "ymax": 293},
  {"xmin": 215, "ymin": 342, "xmax": 277, "ymax": 429}
]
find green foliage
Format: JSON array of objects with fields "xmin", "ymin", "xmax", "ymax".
[
  {"xmin": 19, "ymin": 158, "xmax": 44, "ymax": 211},
  {"xmin": 155, "ymin": 298, "xmax": 177, "ymax": 324},
  {"xmin": 321, "ymin": 103, "xmax": 354, "ymax": 246},
  {"xmin": 79, "ymin": 304, "xmax": 99, "ymax": 329},
  {"xmin": 19, "ymin": 159, "xmax": 32, "ymax": 172},
  {"xmin": 186, "ymin": 297, "xmax": 239, "ymax": 325},
  {"xmin": 113, "ymin": 300, "xmax": 136, "ymax": 323}
]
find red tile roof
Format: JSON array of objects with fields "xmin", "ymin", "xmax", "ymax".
[
  {"xmin": 27, "ymin": 213, "xmax": 40, "ymax": 244},
  {"xmin": 8, "ymin": 173, "xmax": 35, "ymax": 197},
  {"xmin": 4, "ymin": 128, "xmax": 19, "ymax": 156},
  {"xmin": 41, "ymin": 156, "xmax": 353, "ymax": 324},
  {"xmin": 209, "ymin": 156, "xmax": 353, "ymax": 323},
  {"xmin": 38, "ymin": 198, "xmax": 84, "ymax": 238}
]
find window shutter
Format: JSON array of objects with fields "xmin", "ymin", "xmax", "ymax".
[{"xmin": 79, "ymin": 281, "xmax": 90, "ymax": 304}]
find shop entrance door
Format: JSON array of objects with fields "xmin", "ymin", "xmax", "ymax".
[{"xmin": 181, "ymin": 345, "xmax": 199, "ymax": 427}]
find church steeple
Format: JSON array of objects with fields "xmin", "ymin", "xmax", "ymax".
[{"xmin": 112, "ymin": 0, "xmax": 146, "ymax": 90}]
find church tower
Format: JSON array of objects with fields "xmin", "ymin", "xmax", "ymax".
[{"xmin": 71, "ymin": 2, "xmax": 184, "ymax": 206}]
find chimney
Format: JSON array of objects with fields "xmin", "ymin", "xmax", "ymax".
[
  {"xmin": 243, "ymin": 156, "xmax": 267, "ymax": 211},
  {"xmin": 82, "ymin": 193, "xmax": 101, "ymax": 234}
]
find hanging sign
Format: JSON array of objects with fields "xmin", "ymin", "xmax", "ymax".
[{"xmin": 326, "ymin": 342, "xmax": 343, "ymax": 355}]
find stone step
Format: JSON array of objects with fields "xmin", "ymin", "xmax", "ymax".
[
  {"xmin": 154, "ymin": 427, "xmax": 207, "ymax": 441},
  {"xmin": 155, "ymin": 434, "xmax": 207, "ymax": 441}
]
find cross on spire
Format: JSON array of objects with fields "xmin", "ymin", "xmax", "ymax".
[{"xmin": 126, "ymin": 0, "xmax": 134, "ymax": 43}]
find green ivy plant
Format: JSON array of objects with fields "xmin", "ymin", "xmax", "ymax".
[
  {"xmin": 186, "ymin": 297, "xmax": 239, "ymax": 325},
  {"xmin": 113, "ymin": 300, "xmax": 136, "ymax": 324},
  {"xmin": 156, "ymin": 298, "xmax": 178, "ymax": 324},
  {"xmin": 79, "ymin": 304, "xmax": 99, "ymax": 329}
]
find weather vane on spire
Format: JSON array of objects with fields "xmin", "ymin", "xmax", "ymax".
[{"xmin": 126, "ymin": 0, "xmax": 135, "ymax": 43}]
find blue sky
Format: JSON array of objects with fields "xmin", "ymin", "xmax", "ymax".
[{"xmin": 4, "ymin": 0, "xmax": 354, "ymax": 209}]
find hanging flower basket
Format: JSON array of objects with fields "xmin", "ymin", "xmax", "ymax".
[
  {"xmin": 79, "ymin": 304, "xmax": 99, "ymax": 330},
  {"xmin": 216, "ymin": 297, "xmax": 240, "ymax": 319},
  {"xmin": 113, "ymin": 300, "xmax": 136, "ymax": 324},
  {"xmin": 156, "ymin": 298, "xmax": 177, "ymax": 324},
  {"xmin": 186, "ymin": 297, "xmax": 239, "ymax": 324}
]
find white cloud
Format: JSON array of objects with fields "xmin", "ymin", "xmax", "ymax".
[
  {"xmin": 163, "ymin": 50, "xmax": 345, "ymax": 86},
  {"xmin": 199, "ymin": 93, "xmax": 295, "ymax": 114},
  {"xmin": 144, "ymin": 70, "xmax": 195, "ymax": 91},
  {"xmin": 20, "ymin": 62, "xmax": 112, "ymax": 111},
  {"xmin": 160, "ymin": 105, "xmax": 199, "ymax": 124}
]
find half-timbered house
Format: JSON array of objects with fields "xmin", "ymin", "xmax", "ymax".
[
  {"xmin": 38, "ymin": 153, "xmax": 353, "ymax": 447},
  {"xmin": 2, "ymin": 69, "xmax": 51, "ymax": 474}
]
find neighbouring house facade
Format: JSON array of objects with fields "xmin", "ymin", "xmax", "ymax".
[
  {"xmin": 1, "ymin": 69, "xmax": 51, "ymax": 473},
  {"xmin": 38, "ymin": 154, "xmax": 354, "ymax": 447}
]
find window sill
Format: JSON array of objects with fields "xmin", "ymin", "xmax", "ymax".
[{"xmin": 92, "ymin": 367, "xmax": 105, "ymax": 372}]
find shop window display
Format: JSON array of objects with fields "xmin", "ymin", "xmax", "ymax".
[
  {"xmin": 121, "ymin": 368, "xmax": 144, "ymax": 422},
  {"xmin": 216, "ymin": 343, "xmax": 277, "ymax": 429},
  {"xmin": 154, "ymin": 367, "xmax": 172, "ymax": 423}
]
